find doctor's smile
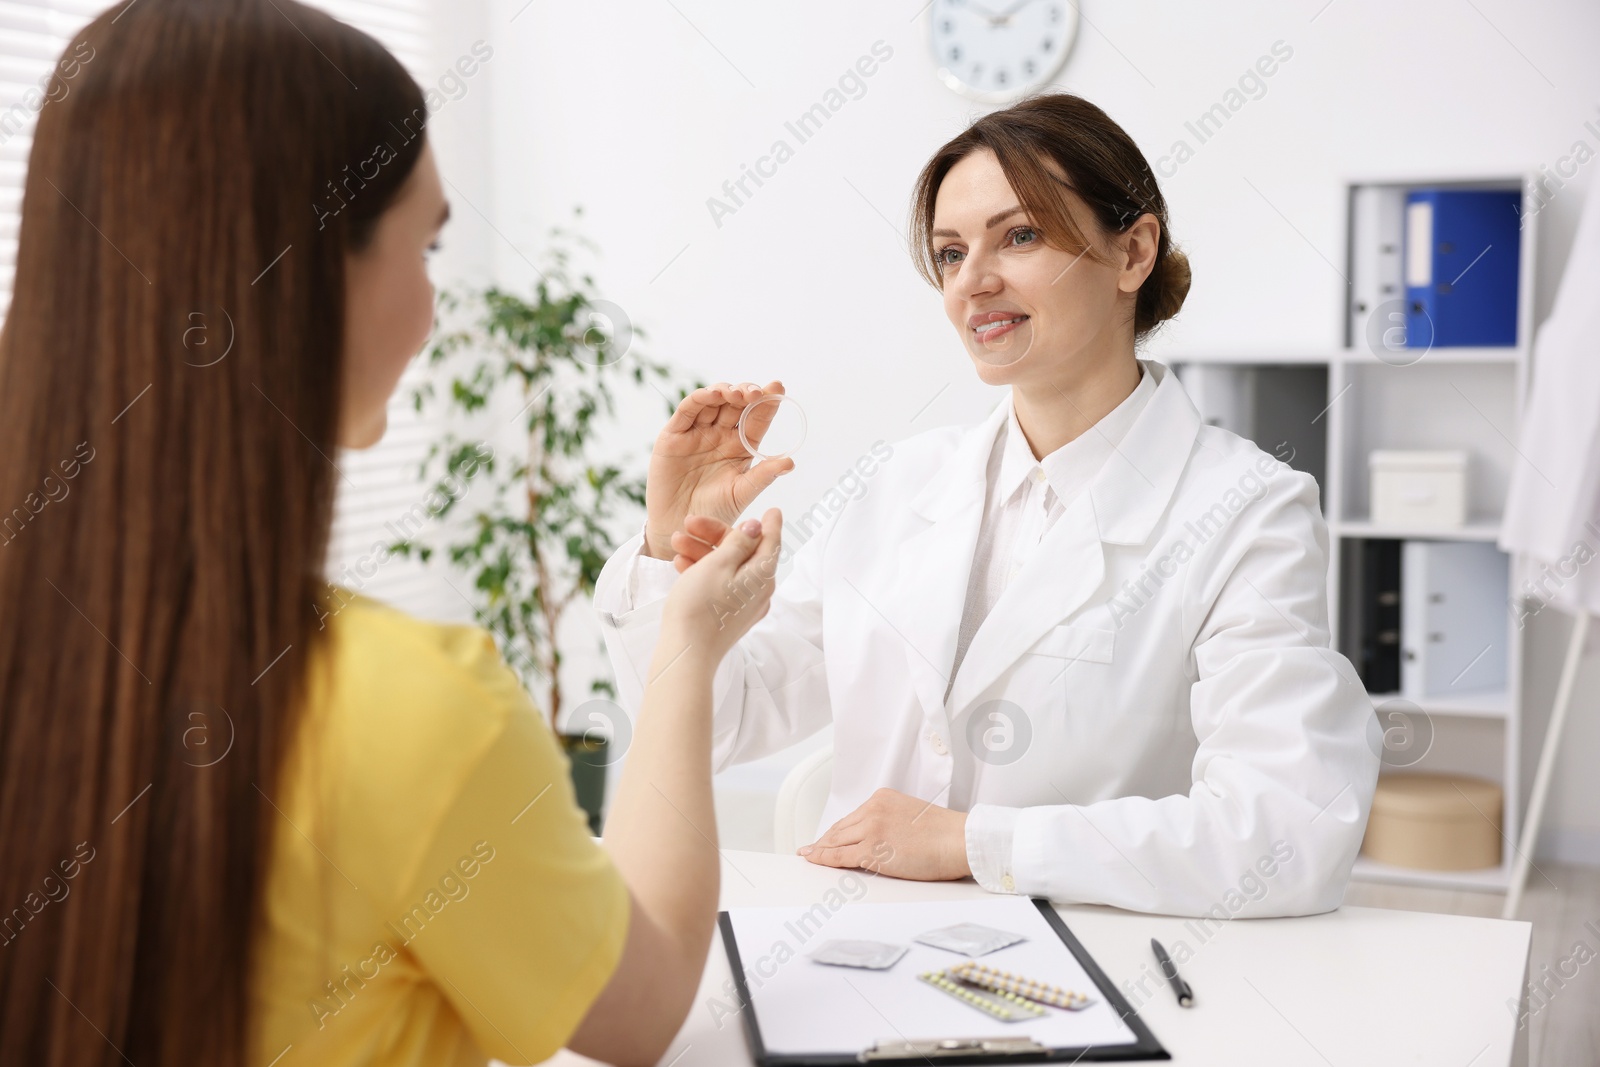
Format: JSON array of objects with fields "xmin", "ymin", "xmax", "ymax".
[{"xmin": 968, "ymin": 310, "xmax": 1030, "ymax": 344}]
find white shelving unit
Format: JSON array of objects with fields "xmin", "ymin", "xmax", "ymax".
[{"xmin": 1170, "ymin": 173, "xmax": 1538, "ymax": 894}]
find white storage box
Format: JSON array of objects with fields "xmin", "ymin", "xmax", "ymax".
[{"xmin": 1369, "ymin": 449, "xmax": 1467, "ymax": 528}]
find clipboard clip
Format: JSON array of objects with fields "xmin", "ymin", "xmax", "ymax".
[{"xmin": 859, "ymin": 1037, "xmax": 1049, "ymax": 1060}]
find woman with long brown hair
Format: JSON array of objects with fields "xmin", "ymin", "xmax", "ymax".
[{"xmin": 0, "ymin": 2, "xmax": 778, "ymax": 1064}]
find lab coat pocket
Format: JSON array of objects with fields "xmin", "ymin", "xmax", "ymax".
[{"xmin": 1029, "ymin": 623, "xmax": 1115, "ymax": 664}]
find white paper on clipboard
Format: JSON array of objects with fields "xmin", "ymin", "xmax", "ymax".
[{"xmin": 723, "ymin": 897, "xmax": 1142, "ymax": 1057}]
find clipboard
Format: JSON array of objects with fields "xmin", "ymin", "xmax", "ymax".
[{"xmin": 718, "ymin": 896, "xmax": 1169, "ymax": 1064}]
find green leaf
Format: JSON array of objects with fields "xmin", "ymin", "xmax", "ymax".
[{"xmin": 402, "ymin": 227, "xmax": 697, "ymax": 731}]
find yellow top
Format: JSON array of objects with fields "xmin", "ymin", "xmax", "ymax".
[{"xmin": 250, "ymin": 591, "xmax": 630, "ymax": 1067}]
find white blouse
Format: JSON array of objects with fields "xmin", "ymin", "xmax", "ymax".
[{"xmin": 948, "ymin": 364, "xmax": 1154, "ymax": 703}]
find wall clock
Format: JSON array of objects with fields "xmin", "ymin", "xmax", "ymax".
[{"xmin": 929, "ymin": 0, "xmax": 1080, "ymax": 104}]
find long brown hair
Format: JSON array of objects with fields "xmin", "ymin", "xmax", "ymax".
[
  {"xmin": 0, "ymin": 1, "xmax": 427, "ymax": 1062},
  {"xmin": 910, "ymin": 92, "xmax": 1191, "ymax": 340}
]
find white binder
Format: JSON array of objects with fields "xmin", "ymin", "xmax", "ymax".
[
  {"xmin": 1348, "ymin": 184, "xmax": 1407, "ymax": 348},
  {"xmin": 1400, "ymin": 540, "xmax": 1510, "ymax": 697}
]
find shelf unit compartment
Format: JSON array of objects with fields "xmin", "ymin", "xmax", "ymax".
[
  {"xmin": 1342, "ymin": 176, "xmax": 1529, "ymax": 357},
  {"xmin": 1334, "ymin": 359, "xmax": 1522, "ymax": 529},
  {"xmin": 1374, "ymin": 711, "xmax": 1507, "ymax": 785},
  {"xmin": 1170, "ymin": 361, "xmax": 1329, "ymax": 496},
  {"xmin": 1356, "ymin": 715, "xmax": 1514, "ymax": 891}
]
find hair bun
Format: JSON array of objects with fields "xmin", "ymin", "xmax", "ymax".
[{"xmin": 1149, "ymin": 246, "xmax": 1191, "ymax": 326}]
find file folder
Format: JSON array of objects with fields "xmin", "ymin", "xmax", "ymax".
[
  {"xmin": 1348, "ymin": 185, "xmax": 1406, "ymax": 350},
  {"xmin": 1403, "ymin": 188, "xmax": 1521, "ymax": 347},
  {"xmin": 1357, "ymin": 538, "xmax": 1403, "ymax": 694},
  {"xmin": 1400, "ymin": 540, "xmax": 1510, "ymax": 698}
]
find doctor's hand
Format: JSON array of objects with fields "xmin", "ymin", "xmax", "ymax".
[
  {"xmin": 663, "ymin": 514, "xmax": 736, "ymax": 573},
  {"xmin": 657, "ymin": 507, "xmax": 783, "ymax": 664},
  {"xmin": 643, "ymin": 382, "xmax": 795, "ymax": 561},
  {"xmin": 799, "ymin": 789, "xmax": 973, "ymax": 882}
]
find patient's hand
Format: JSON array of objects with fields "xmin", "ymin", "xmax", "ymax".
[
  {"xmin": 659, "ymin": 509, "xmax": 782, "ymax": 661},
  {"xmin": 799, "ymin": 788, "xmax": 972, "ymax": 882}
]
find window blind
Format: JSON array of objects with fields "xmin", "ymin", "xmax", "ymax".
[
  {"xmin": 298, "ymin": 0, "xmax": 461, "ymax": 620},
  {"xmin": 0, "ymin": 0, "xmax": 453, "ymax": 618},
  {"xmin": 0, "ymin": 0, "xmax": 104, "ymax": 319}
]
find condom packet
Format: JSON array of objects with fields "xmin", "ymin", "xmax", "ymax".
[
  {"xmin": 913, "ymin": 922, "xmax": 1027, "ymax": 957},
  {"xmin": 808, "ymin": 939, "xmax": 909, "ymax": 970}
]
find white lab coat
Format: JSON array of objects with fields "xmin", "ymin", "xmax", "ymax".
[
  {"xmin": 594, "ymin": 358, "xmax": 1378, "ymax": 917},
  {"xmin": 1500, "ymin": 185, "xmax": 1600, "ymax": 628}
]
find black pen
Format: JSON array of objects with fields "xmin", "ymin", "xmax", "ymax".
[{"xmin": 1150, "ymin": 938, "xmax": 1194, "ymax": 1007}]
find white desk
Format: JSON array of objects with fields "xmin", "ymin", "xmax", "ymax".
[{"xmin": 544, "ymin": 850, "xmax": 1532, "ymax": 1066}]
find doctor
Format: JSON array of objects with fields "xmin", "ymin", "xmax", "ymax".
[{"xmin": 595, "ymin": 93, "xmax": 1378, "ymax": 917}]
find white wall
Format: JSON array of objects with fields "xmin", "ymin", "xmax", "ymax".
[{"xmin": 465, "ymin": 0, "xmax": 1600, "ymax": 856}]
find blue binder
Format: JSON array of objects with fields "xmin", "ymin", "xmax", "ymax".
[{"xmin": 1403, "ymin": 188, "xmax": 1521, "ymax": 347}]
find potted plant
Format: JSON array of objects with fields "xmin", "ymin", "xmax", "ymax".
[{"xmin": 391, "ymin": 216, "xmax": 694, "ymax": 833}]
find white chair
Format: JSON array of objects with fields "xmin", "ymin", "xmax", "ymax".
[{"xmin": 772, "ymin": 746, "xmax": 833, "ymax": 854}]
